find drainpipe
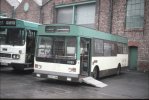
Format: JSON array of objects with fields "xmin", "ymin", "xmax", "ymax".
[
  {"xmin": 109, "ymin": 0, "xmax": 113, "ymax": 33},
  {"xmin": 12, "ymin": 6, "xmax": 15, "ymax": 18},
  {"xmin": 53, "ymin": 2, "xmax": 56, "ymax": 24},
  {"xmin": 97, "ymin": 0, "xmax": 101, "ymax": 31},
  {"xmin": 40, "ymin": 0, "xmax": 52, "ymax": 24},
  {"xmin": 39, "ymin": 6, "xmax": 43, "ymax": 23}
]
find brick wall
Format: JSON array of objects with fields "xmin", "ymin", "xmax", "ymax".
[
  {"xmin": 112, "ymin": 0, "xmax": 126, "ymax": 36},
  {"xmin": 97, "ymin": 0, "xmax": 111, "ymax": 33},
  {"xmin": 138, "ymin": 0, "xmax": 149, "ymax": 71},
  {"xmin": 0, "ymin": 0, "xmax": 13, "ymax": 18},
  {"xmin": 111, "ymin": 0, "xmax": 149, "ymax": 71},
  {"xmin": 41, "ymin": 0, "xmax": 88, "ymax": 24},
  {"xmin": 41, "ymin": 0, "xmax": 55, "ymax": 24}
]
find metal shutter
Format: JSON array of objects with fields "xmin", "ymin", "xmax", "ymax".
[
  {"xmin": 76, "ymin": 4, "xmax": 95, "ymax": 28},
  {"xmin": 57, "ymin": 7, "xmax": 73, "ymax": 24}
]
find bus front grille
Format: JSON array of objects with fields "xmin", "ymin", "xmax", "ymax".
[{"xmin": 0, "ymin": 53, "xmax": 11, "ymax": 58}]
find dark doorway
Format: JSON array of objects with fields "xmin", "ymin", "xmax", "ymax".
[{"xmin": 129, "ymin": 46, "xmax": 138, "ymax": 70}]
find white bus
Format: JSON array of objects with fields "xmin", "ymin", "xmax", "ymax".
[
  {"xmin": 33, "ymin": 24, "xmax": 128, "ymax": 82},
  {"xmin": 0, "ymin": 18, "xmax": 40, "ymax": 71}
]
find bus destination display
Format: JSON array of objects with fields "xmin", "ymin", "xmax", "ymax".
[
  {"xmin": 0, "ymin": 19, "xmax": 16, "ymax": 26},
  {"xmin": 45, "ymin": 26, "xmax": 70, "ymax": 33}
]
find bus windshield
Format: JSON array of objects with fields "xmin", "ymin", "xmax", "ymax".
[
  {"xmin": 0, "ymin": 28, "xmax": 25, "ymax": 46},
  {"xmin": 36, "ymin": 36, "xmax": 77, "ymax": 65}
]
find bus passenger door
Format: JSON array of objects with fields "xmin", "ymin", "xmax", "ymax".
[
  {"xmin": 26, "ymin": 30, "xmax": 37, "ymax": 65},
  {"xmin": 80, "ymin": 38, "xmax": 91, "ymax": 76}
]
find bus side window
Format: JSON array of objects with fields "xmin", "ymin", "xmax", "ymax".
[
  {"xmin": 80, "ymin": 38, "xmax": 87, "ymax": 55},
  {"xmin": 117, "ymin": 43, "xmax": 123, "ymax": 54},
  {"xmin": 111, "ymin": 42, "xmax": 117, "ymax": 56},
  {"xmin": 93, "ymin": 39, "xmax": 103, "ymax": 56},
  {"xmin": 123, "ymin": 44, "xmax": 128, "ymax": 54},
  {"xmin": 104, "ymin": 42, "xmax": 112, "ymax": 56}
]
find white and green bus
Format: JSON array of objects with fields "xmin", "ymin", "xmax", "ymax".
[
  {"xmin": 33, "ymin": 24, "xmax": 128, "ymax": 82},
  {"xmin": 0, "ymin": 18, "xmax": 40, "ymax": 71}
]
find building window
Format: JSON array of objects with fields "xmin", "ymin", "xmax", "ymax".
[
  {"xmin": 117, "ymin": 43, "xmax": 123, "ymax": 54},
  {"xmin": 57, "ymin": 7, "xmax": 73, "ymax": 24},
  {"xmin": 111, "ymin": 43, "xmax": 117, "ymax": 56},
  {"xmin": 93, "ymin": 39, "xmax": 103, "ymax": 56},
  {"xmin": 126, "ymin": 0, "xmax": 144, "ymax": 29},
  {"xmin": 56, "ymin": 2, "xmax": 95, "ymax": 28},
  {"xmin": 104, "ymin": 42, "xmax": 112, "ymax": 56},
  {"xmin": 0, "ymin": 11, "xmax": 7, "ymax": 17},
  {"xmin": 76, "ymin": 4, "xmax": 95, "ymax": 28}
]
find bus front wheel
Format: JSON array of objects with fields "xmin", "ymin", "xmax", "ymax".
[{"xmin": 92, "ymin": 67, "xmax": 99, "ymax": 79}]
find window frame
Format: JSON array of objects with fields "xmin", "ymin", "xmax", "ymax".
[
  {"xmin": 92, "ymin": 38, "xmax": 127, "ymax": 57},
  {"xmin": 93, "ymin": 38, "xmax": 104, "ymax": 56},
  {"xmin": 125, "ymin": 0, "xmax": 144, "ymax": 29},
  {"xmin": 56, "ymin": 1, "xmax": 96, "ymax": 28},
  {"xmin": 103, "ymin": 41, "xmax": 112, "ymax": 56},
  {"xmin": 56, "ymin": 6, "xmax": 73, "ymax": 24}
]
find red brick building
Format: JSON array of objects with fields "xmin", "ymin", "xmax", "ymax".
[
  {"xmin": 4, "ymin": 0, "xmax": 149, "ymax": 71},
  {"xmin": 0, "ymin": 0, "xmax": 20, "ymax": 18},
  {"xmin": 15, "ymin": 0, "xmax": 41, "ymax": 23},
  {"xmin": 15, "ymin": 0, "xmax": 50, "ymax": 23}
]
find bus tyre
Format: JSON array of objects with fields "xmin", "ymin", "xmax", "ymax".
[
  {"xmin": 117, "ymin": 66, "xmax": 121, "ymax": 75},
  {"xmin": 92, "ymin": 67, "xmax": 99, "ymax": 79}
]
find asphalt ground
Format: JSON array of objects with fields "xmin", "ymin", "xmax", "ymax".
[{"xmin": 0, "ymin": 67, "xmax": 149, "ymax": 99}]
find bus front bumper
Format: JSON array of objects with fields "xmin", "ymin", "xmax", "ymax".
[
  {"xmin": 11, "ymin": 63, "xmax": 33, "ymax": 70},
  {"xmin": 0, "ymin": 62, "xmax": 10, "ymax": 66},
  {"xmin": 33, "ymin": 70, "xmax": 81, "ymax": 82}
]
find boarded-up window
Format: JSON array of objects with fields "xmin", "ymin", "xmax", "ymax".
[
  {"xmin": 57, "ymin": 7, "xmax": 73, "ymax": 24},
  {"xmin": 76, "ymin": 4, "xmax": 95, "ymax": 28},
  {"xmin": 56, "ymin": 3, "xmax": 95, "ymax": 28}
]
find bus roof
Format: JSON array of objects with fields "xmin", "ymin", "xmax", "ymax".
[
  {"xmin": 0, "ymin": 18, "xmax": 40, "ymax": 30},
  {"xmin": 38, "ymin": 24, "xmax": 128, "ymax": 44}
]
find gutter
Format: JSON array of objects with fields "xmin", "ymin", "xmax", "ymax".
[
  {"xmin": 12, "ymin": 6, "xmax": 15, "ymax": 18},
  {"xmin": 109, "ymin": 0, "xmax": 113, "ymax": 33},
  {"xmin": 39, "ymin": 0, "xmax": 52, "ymax": 24},
  {"xmin": 96, "ymin": 0, "xmax": 100, "ymax": 31}
]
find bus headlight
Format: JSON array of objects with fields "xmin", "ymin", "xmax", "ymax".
[
  {"xmin": 35, "ymin": 64, "xmax": 42, "ymax": 69},
  {"xmin": 12, "ymin": 54, "xmax": 20, "ymax": 59}
]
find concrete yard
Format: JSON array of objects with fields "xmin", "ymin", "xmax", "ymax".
[{"xmin": 0, "ymin": 67, "xmax": 149, "ymax": 99}]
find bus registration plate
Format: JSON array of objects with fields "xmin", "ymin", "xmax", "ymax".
[{"xmin": 48, "ymin": 75, "xmax": 58, "ymax": 79}]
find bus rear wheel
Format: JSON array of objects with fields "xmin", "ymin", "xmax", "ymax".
[{"xmin": 92, "ymin": 67, "xmax": 99, "ymax": 79}]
